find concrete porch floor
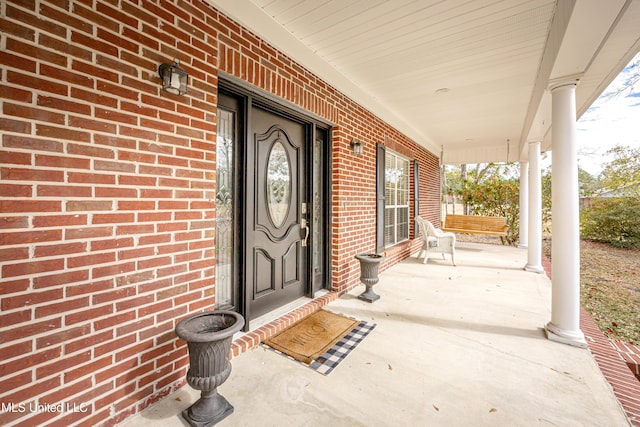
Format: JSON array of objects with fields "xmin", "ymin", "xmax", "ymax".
[{"xmin": 120, "ymin": 242, "xmax": 631, "ymax": 426}]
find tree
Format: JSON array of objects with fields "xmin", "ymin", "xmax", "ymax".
[
  {"xmin": 580, "ymin": 145, "xmax": 640, "ymax": 249},
  {"xmin": 601, "ymin": 54, "xmax": 640, "ymax": 99},
  {"xmin": 463, "ymin": 174, "xmax": 520, "ymax": 245},
  {"xmin": 442, "ymin": 165, "xmax": 464, "ymax": 214},
  {"xmin": 599, "ymin": 145, "xmax": 640, "ymax": 197},
  {"xmin": 581, "ymin": 198, "xmax": 640, "ymax": 249},
  {"xmin": 448, "ymin": 162, "xmax": 521, "ymax": 245},
  {"xmin": 541, "ymin": 167, "xmax": 552, "ymax": 234},
  {"xmin": 578, "ymin": 167, "xmax": 601, "ymax": 197}
]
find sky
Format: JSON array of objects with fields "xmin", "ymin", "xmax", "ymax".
[{"xmin": 575, "ymin": 52, "xmax": 640, "ymax": 175}]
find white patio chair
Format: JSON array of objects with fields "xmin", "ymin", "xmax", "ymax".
[{"xmin": 415, "ymin": 216, "xmax": 456, "ymax": 265}]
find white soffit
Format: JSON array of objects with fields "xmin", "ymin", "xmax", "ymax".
[
  {"xmin": 208, "ymin": 0, "xmax": 555, "ymax": 159},
  {"xmin": 532, "ymin": 0, "xmax": 640, "ymax": 154},
  {"xmin": 207, "ymin": 0, "xmax": 439, "ymax": 154},
  {"xmin": 550, "ymin": 0, "xmax": 627, "ymax": 79},
  {"xmin": 208, "ymin": 0, "xmax": 640, "ymax": 164},
  {"xmin": 574, "ymin": 0, "xmax": 640, "ymax": 117}
]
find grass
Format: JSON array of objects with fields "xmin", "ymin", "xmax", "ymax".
[
  {"xmin": 541, "ymin": 238, "xmax": 640, "ymax": 345},
  {"xmin": 577, "ymin": 240, "xmax": 640, "ymax": 345}
]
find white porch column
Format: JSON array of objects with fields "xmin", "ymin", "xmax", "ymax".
[
  {"xmin": 525, "ymin": 142, "xmax": 543, "ymax": 273},
  {"xmin": 518, "ymin": 161, "xmax": 529, "ymax": 248},
  {"xmin": 546, "ymin": 80, "xmax": 587, "ymax": 348}
]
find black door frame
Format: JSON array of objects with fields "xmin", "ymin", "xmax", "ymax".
[{"xmin": 218, "ymin": 75, "xmax": 332, "ymax": 330}]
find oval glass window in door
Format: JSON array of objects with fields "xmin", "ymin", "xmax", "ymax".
[{"xmin": 266, "ymin": 141, "xmax": 291, "ymax": 227}]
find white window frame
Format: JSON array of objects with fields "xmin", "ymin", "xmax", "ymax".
[{"xmin": 384, "ymin": 150, "xmax": 410, "ymax": 247}]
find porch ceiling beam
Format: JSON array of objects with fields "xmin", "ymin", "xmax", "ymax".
[
  {"xmin": 524, "ymin": 0, "xmax": 634, "ymax": 158},
  {"xmin": 517, "ymin": 0, "xmax": 575, "ymax": 160}
]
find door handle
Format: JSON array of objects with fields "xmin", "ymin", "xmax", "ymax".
[{"xmin": 300, "ymin": 218, "xmax": 310, "ymax": 247}]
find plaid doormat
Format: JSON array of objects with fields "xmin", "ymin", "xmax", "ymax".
[{"xmin": 263, "ymin": 320, "xmax": 376, "ymax": 376}]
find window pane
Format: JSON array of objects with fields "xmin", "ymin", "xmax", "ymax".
[
  {"xmin": 385, "ymin": 182, "xmax": 394, "ymax": 204},
  {"xmin": 398, "ymin": 160, "xmax": 408, "ymax": 191},
  {"xmin": 266, "ymin": 141, "xmax": 291, "ymax": 228},
  {"xmin": 312, "ymin": 137, "xmax": 323, "ymax": 274},
  {"xmin": 397, "ymin": 207, "xmax": 409, "ymax": 241},
  {"xmin": 385, "ymin": 154, "xmax": 394, "ymax": 174},
  {"xmin": 384, "ymin": 207, "xmax": 395, "ymax": 245},
  {"xmin": 215, "ymin": 108, "xmax": 234, "ymax": 309},
  {"xmin": 397, "ymin": 188, "xmax": 408, "ymax": 205},
  {"xmin": 383, "ymin": 151, "xmax": 411, "ymax": 247}
]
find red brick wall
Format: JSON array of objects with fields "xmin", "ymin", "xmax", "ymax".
[{"xmin": 0, "ymin": 1, "xmax": 439, "ymax": 425}]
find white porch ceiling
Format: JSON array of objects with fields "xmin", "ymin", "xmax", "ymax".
[{"xmin": 208, "ymin": 0, "xmax": 640, "ymax": 164}]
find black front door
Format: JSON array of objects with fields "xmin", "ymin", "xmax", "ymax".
[{"xmin": 246, "ymin": 106, "xmax": 308, "ymax": 319}]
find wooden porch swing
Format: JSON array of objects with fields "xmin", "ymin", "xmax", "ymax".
[
  {"xmin": 441, "ymin": 214, "xmax": 509, "ymax": 237},
  {"xmin": 441, "ymin": 140, "xmax": 511, "ymax": 238}
]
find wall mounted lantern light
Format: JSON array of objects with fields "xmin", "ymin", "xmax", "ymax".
[
  {"xmin": 350, "ymin": 139, "xmax": 363, "ymax": 155},
  {"xmin": 158, "ymin": 59, "xmax": 188, "ymax": 96}
]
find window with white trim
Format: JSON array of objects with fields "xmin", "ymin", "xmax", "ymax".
[{"xmin": 384, "ymin": 151, "xmax": 410, "ymax": 246}]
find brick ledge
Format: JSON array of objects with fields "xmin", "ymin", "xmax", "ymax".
[
  {"xmin": 230, "ymin": 291, "xmax": 340, "ymax": 358},
  {"xmin": 541, "ymin": 253, "xmax": 640, "ymax": 426},
  {"xmin": 612, "ymin": 341, "xmax": 640, "ymax": 382}
]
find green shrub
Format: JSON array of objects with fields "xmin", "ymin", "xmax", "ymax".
[
  {"xmin": 580, "ymin": 198, "xmax": 640, "ymax": 249},
  {"xmin": 463, "ymin": 178, "xmax": 520, "ymax": 246}
]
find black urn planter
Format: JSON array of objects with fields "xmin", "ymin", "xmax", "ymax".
[
  {"xmin": 355, "ymin": 253, "xmax": 385, "ymax": 303},
  {"xmin": 175, "ymin": 310, "xmax": 245, "ymax": 427}
]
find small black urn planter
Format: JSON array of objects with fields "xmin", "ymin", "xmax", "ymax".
[
  {"xmin": 176, "ymin": 310, "xmax": 245, "ymax": 427},
  {"xmin": 355, "ymin": 253, "xmax": 385, "ymax": 303}
]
